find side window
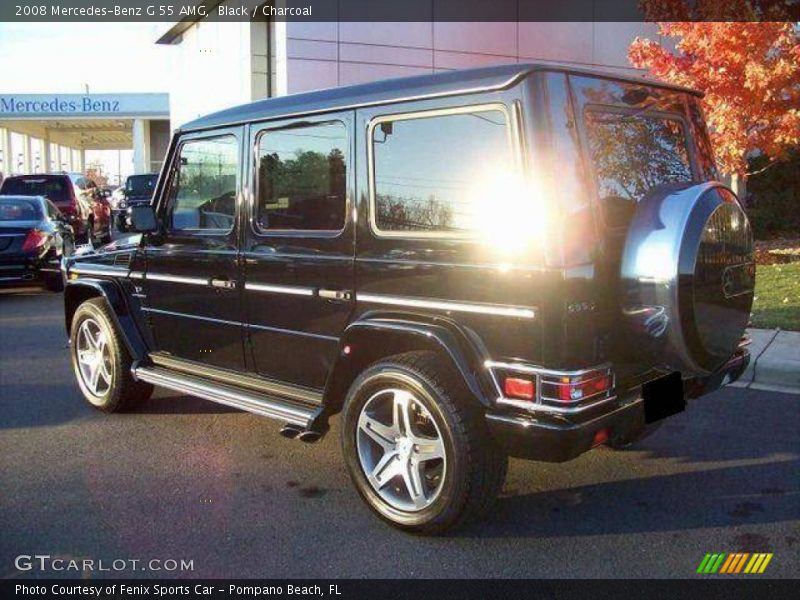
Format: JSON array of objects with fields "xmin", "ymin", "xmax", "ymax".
[
  {"xmin": 167, "ymin": 136, "xmax": 238, "ymax": 232},
  {"xmin": 255, "ymin": 121, "xmax": 347, "ymax": 232},
  {"xmin": 371, "ymin": 107, "xmax": 513, "ymax": 235}
]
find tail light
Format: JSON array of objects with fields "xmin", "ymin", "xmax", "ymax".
[
  {"xmin": 22, "ymin": 230, "xmax": 48, "ymax": 252},
  {"xmin": 541, "ymin": 369, "xmax": 612, "ymax": 404},
  {"xmin": 503, "ymin": 377, "xmax": 536, "ymax": 400},
  {"xmin": 59, "ymin": 204, "xmax": 79, "ymax": 221},
  {"xmin": 490, "ymin": 361, "xmax": 615, "ymax": 413}
]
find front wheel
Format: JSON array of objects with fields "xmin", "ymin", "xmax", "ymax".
[
  {"xmin": 341, "ymin": 352, "xmax": 507, "ymax": 534},
  {"xmin": 70, "ymin": 298, "xmax": 153, "ymax": 412}
]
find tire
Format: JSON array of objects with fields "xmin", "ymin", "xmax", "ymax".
[
  {"xmin": 341, "ymin": 351, "xmax": 507, "ymax": 534},
  {"xmin": 70, "ymin": 298, "xmax": 153, "ymax": 412}
]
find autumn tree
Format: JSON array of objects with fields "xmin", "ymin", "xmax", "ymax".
[{"xmin": 628, "ymin": 2, "xmax": 799, "ymax": 177}]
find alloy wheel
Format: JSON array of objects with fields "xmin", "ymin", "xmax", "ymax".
[
  {"xmin": 76, "ymin": 318, "xmax": 113, "ymax": 396},
  {"xmin": 356, "ymin": 388, "xmax": 447, "ymax": 512}
]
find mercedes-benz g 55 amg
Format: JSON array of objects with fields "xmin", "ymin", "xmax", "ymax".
[{"xmin": 62, "ymin": 64, "xmax": 754, "ymax": 534}]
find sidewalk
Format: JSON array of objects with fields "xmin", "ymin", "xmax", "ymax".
[{"xmin": 730, "ymin": 328, "xmax": 800, "ymax": 394}]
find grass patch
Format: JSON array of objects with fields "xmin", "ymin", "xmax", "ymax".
[{"xmin": 750, "ymin": 262, "xmax": 800, "ymax": 331}]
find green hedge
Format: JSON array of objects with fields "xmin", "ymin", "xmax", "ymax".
[{"xmin": 746, "ymin": 150, "xmax": 800, "ymax": 240}]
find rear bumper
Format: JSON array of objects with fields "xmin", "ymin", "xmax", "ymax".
[
  {"xmin": 486, "ymin": 348, "xmax": 751, "ymax": 462},
  {"xmin": 486, "ymin": 398, "xmax": 644, "ymax": 462},
  {"xmin": 0, "ymin": 255, "xmax": 55, "ymax": 285},
  {"xmin": 686, "ymin": 347, "xmax": 750, "ymax": 398}
]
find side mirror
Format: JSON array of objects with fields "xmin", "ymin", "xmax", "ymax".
[{"xmin": 129, "ymin": 205, "xmax": 158, "ymax": 233}]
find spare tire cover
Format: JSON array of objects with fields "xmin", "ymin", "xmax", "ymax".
[{"xmin": 620, "ymin": 182, "xmax": 754, "ymax": 375}]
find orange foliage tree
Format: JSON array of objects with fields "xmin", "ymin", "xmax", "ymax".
[{"xmin": 628, "ymin": 3, "xmax": 799, "ymax": 176}]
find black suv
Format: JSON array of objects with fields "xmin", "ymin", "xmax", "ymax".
[
  {"xmin": 116, "ymin": 173, "xmax": 158, "ymax": 232},
  {"xmin": 62, "ymin": 64, "xmax": 754, "ymax": 534}
]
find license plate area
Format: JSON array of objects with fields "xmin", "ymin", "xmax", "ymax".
[{"xmin": 642, "ymin": 371, "xmax": 685, "ymax": 424}]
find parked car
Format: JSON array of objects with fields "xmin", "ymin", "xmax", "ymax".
[
  {"xmin": 109, "ymin": 186, "xmax": 125, "ymax": 210},
  {"xmin": 115, "ymin": 173, "xmax": 158, "ymax": 232},
  {"xmin": 88, "ymin": 185, "xmax": 112, "ymax": 247},
  {"xmin": 0, "ymin": 173, "xmax": 110, "ymax": 245},
  {"xmin": 62, "ymin": 64, "xmax": 754, "ymax": 534},
  {"xmin": 0, "ymin": 195, "xmax": 74, "ymax": 291}
]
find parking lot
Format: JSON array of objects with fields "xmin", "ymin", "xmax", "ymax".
[{"xmin": 1, "ymin": 288, "xmax": 798, "ymax": 579}]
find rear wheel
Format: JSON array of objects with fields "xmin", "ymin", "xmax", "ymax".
[
  {"xmin": 341, "ymin": 351, "xmax": 507, "ymax": 534},
  {"xmin": 70, "ymin": 298, "xmax": 153, "ymax": 412}
]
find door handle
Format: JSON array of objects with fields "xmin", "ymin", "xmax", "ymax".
[
  {"xmin": 210, "ymin": 277, "xmax": 237, "ymax": 290},
  {"xmin": 319, "ymin": 289, "xmax": 352, "ymax": 302}
]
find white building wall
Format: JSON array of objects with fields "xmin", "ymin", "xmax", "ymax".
[
  {"xmin": 283, "ymin": 21, "xmax": 662, "ymax": 94},
  {"xmin": 164, "ymin": 21, "xmax": 265, "ymax": 127},
  {"xmin": 158, "ymin": 20, "xmax": 664, "ymax": 123}
]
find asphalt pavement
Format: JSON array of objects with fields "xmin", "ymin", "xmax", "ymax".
[{"xmin": 1, "ymin": 288, "xmax": 798, "ymax": 579}]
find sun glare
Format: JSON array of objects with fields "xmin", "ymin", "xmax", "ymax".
[{"xmin": 468, "ymin": 167, "xmax": 549, "ymax": 257}]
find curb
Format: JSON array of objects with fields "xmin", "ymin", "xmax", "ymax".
[{"xmin": 734, "ymin": 328, "xmax": 800, "ymax": 394}]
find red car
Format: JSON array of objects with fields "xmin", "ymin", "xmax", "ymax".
[{"xmin": 0, "ymin": 173, "xmax": 111, "ymax": 246}]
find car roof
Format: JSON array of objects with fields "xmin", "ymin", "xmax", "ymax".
[
  {"xmin": 182, "ymin": 62, "xmax": 702, "ymax": 132},
  {"xmin": 4, "ymin": 173, "xmax": 72, "ymax": 180}
]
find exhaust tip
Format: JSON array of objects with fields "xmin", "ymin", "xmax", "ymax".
[
  {"xmin": 279, "ymin": 424, "xmax": 303, "ymax": 440},
  {"xmin": 297, "ymin": 430, "xmax": 322, "ymax": 444}
]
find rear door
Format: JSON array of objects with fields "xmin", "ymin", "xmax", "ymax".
[
  {"xmin": 242, "ymin": 112, "xmax": 355, "ymax": 389},
  {"xmin": 139, "ymin": 127, "xmax": 246, "ymax": 370}
]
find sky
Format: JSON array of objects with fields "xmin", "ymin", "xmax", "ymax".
[{"xmin": 0, "ymin": 23, "xmax": 172, "ymax": 93}]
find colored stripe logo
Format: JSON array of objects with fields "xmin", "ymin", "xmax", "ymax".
[{"xmin": 697, "ymin": 553, "xmax": 773, "ymax": 574}]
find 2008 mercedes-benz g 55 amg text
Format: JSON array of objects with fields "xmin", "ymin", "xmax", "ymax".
[{"xmin": 63, "ymin": 64, "xmax": 754, "ymax": 534}]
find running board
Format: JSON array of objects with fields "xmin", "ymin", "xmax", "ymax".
[{"xmin": 133, "ymin": 366, "xmax": 316, "ymax": 427}]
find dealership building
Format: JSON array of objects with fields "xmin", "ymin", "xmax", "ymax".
[
  {"xmin": 0, "ymin": 93, "xmax": 170, "ymax": 180},
  {"xmin": 156, "ymin": 12, "xmax": 664, "ymax": 128}
]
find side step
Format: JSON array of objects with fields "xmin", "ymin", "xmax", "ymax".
[{"xmin": 133, "ymin": 366, "xmax": 316, "ymax": 428}]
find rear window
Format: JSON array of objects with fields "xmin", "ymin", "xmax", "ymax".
[
  {"xmin": 0, "ymin": 198, "xmax": 43, "ymax": 221},
  {"xmin": 584, "ymin": 109, "xmax": 694, "ymax": 227},
  {"xmin": 0, "ymin": 177, "xmax": 71, "ymax": 205},
  {"xmin": 126, "ymin": 174, "xmax": 157, "ymax": 198}
]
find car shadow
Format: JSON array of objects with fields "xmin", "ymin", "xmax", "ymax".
[
  {"xmin": 456, "ymin": 389, "xmax": 799, "ymax": 539},
  {"xmin": 461, "ymin": 456, "xmax": 798, "ymax": 541},
  {"xmin": 135, "ymin": 392, "xmax": 239, "ymax": 415}
]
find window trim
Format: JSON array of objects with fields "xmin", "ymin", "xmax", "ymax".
[
  {"xmin": 367, "ymin": 102, "xmax": 519, "ymax": 240},
  {"xmin": 164, "ymin": 133, "xmax": 240, "ymax": 236},
  {"xmin": 251, "ymin": 119, "xmax": 350, "ymax": 238}
]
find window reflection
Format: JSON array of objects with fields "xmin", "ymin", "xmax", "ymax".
[
  {"xmin": 372, "ymin": 109, "xmax": 512, "ymax": 234},
  {"xmin": 169, "ymin": 136, "xmax": 238, "ymax": 232},
  {"xmin": 584, "ymin": 110, "xmax": 693, "ymax": 227},
  {"xmin": 257, "ymin": 122, "xmax": 347, "ymax": 231}
]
